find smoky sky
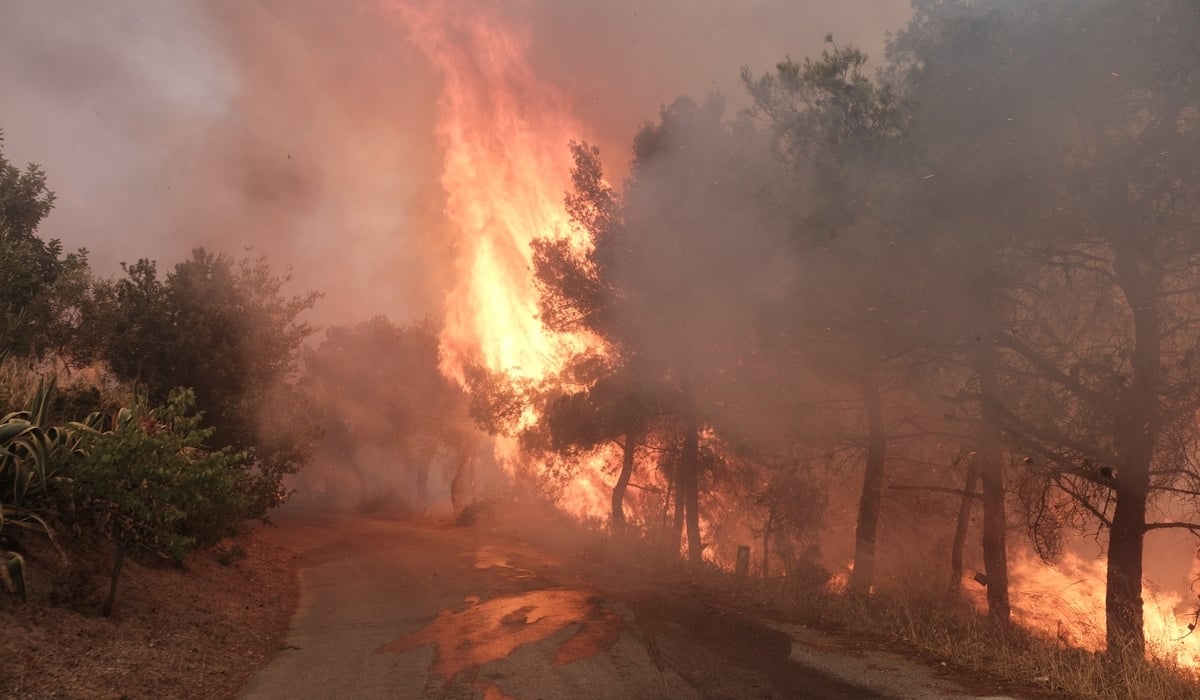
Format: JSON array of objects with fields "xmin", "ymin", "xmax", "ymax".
[{"xmin": 0, "ymin": 0, "xmax": 910, "ymax": 327}]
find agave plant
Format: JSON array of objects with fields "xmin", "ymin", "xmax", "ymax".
[
  {"xmin": 0, "ymin": 377, "xmax": 100, "ymax": 590},
  {"xmin": 1, "ymin": 380, "xmax": 58, "ymax": 526}
]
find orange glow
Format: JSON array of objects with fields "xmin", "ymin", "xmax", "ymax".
[
  {"xmin": 565, "ymin": 447, "xmax": 621, "ymax": 521},
  {"xmin": 384, "ymin": 0, "xmax": 624, "ymax": 522},
  {"xmin": 1001, "ymin": 549, "xmax": 1200, "ymax": 668},
  {"xmin": 386, "ymin": 0, "xmax": 592, "ymax": 387},
  {"xmin": 378, "ymin": 587, "xmax": 622, "ymax": 679},
  {"xmin": 827, "ymin": 561, "xmax": 853, "ymax": 595}
]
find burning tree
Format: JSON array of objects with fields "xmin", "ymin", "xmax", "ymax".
[
  {"xmin": 890, "ymin": 0, "xmax": 1200, "ymax": 657},
  {"xmin": 530, "ymin": 142, "xmax": 654, "ymax": 534},
  {"xmin": 532, "ymin": 96, "xmax": 798, "ymax": 561},
  {"xmin": 393, "ymin": 0, "xmax": 1200, "ymax": 668},
  {"xmin": 743, "ymin": 39, "xmax": 923, "ymax": 599}
]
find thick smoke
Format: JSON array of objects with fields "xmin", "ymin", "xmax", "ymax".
[{"xmin": 0, "ymin": 0, "xmax": 909, "ymax": 326}]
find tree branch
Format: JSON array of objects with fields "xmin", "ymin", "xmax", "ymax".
[
  {"xmin": 890, "ymin": 484, "xmax": 981, "ymax": 500},
  {"xmin": 996, "ymin": 331, "xmax": 1104, "ymax": 405},
  {"xmin": 1144, "ymin": 521, "xmax": 1200, "ymax": 533}
]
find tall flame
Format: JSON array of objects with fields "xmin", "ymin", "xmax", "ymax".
[
  {"xmin": 386, "ymin": 0, "xmax": 616, "ymax": 519},
  {"xmin": 386, "ymin": 0, "xmax": 588, "ymax": 387}
]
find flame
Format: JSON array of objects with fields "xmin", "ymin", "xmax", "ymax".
[
  {"xmin": 1002, "ymin": 549, "xmax": 1200, "ymax": 668},
  {"xmin": 382, "ymin": 2, "xmax": 774, "ymax": 545},
  {"xmin": 386, "ymin": 0, "xmax": 609, "ymax": 520},
  {"xmin": 827, "ymin": 561, "xmax": 853, "ymax": 595},
  {"xmin": 386, "ymin": 0, "xmax": 590, "ymax": 387}
]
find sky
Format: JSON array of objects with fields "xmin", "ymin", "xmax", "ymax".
[{"xmin": 0, "ymin": 0, "xmax": 912, "ymax": 327}]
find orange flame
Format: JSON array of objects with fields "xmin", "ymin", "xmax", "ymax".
[
  {"xmin": 386, "ymin": 0, "xmax": 590, "ymax": 387},
  {"xmin": 1002, "ymin": 549, "xmax": 1200, "ymax": 668},
  {"xmin": 386, "ymin": 0, "xmax": 615, "ymax": 520}
]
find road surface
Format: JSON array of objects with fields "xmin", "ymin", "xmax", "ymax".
[{"xmin": 239, "ymin": 512, "xmax": 1020, "ymax": 699}]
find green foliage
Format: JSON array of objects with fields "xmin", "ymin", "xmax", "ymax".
[
  {"xmin": 70, "ymin": 388, "xmax": 257, "ymax": 561},
  {"xmin": 742, "ymin": 37, "xmax": 907, "ymax": 167},
  {"xmin": 0, "ymin": 132, "xmax": 94, "ymax": 360},
  {"xmin": 101, "ymin": 248, "xmax": 320, "ymax": 477},
  {"xmin": 0, "ymin": 378, "xmax": 93, "ymax": 554}
]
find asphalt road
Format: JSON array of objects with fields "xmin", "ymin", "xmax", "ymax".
[{"xmin": 239, "ymin": 512, "xmax": 1018, "ymax": 700}]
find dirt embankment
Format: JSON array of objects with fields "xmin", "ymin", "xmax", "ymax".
[{"xmin": 0, "ymin": 529, "xmax": 297, "ymax": 699}]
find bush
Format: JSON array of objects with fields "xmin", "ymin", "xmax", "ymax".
[
  {"xmin": 69, "ymin": 389, "xmax": 275, "ymax": 614},
  {"xmin": 71, "ymin": 389, "xmax": 260, "ymax": 561}
]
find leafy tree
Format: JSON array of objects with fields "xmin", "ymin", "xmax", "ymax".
[
  {"xmin": 0, "ymin": 132, "xmax": 91, "ymax": 361},
  {"xmin": 745, "ymin": 39, "xmax": 919, "ymax": 598},
  {"xmin": 303, "ymin": 317, "xmax": 474, "ymax": 508},
  {"xmin": 879, "ymin": 5, "xmax": 1051, "ymax": 620},
  {"xmin": 531, "ymin": 142, "xmax": 657, "ymax": 534},
  {"xmin": 102, "ymin": 248, "xmax": 320, "ymax": 494},
  {"xmin": 1002, "ymin": 0, "xmax": 1200, "ymax": 658},
  {"xmin": 532, "ymin": 96, "xmax": 795, "ymax": 561},
  {"xmin": 620, "ymin": 96, "xmax": 794, "ymax": 559},
  {"xmin": 530, "ymin": 367, "xmax": 657, "ymax": 534},
  {"xmin": 891, "ymin": 0, "xmax": 1200, "ymax": 655}
]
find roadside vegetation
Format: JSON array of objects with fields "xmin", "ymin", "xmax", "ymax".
[{"xmin": 0, "ymin": 131, "xmax": 314, "ymax": 617}]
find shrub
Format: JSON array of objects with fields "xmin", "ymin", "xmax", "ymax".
[{"xmin": 69, "ymin": 388, "xmax": 264, "ymax": 614}]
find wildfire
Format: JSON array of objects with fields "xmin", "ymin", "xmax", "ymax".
[
  {"xmin": 1003, "ymin": 549, "xmax": 1200, "ymax": 668},
  {"xmin": 386, "ymin": 0, "xmax": 613, "ymax": 518},
  {"xmin": 386, "ymin": 0, "xmax": 591, "ymax": 387}
]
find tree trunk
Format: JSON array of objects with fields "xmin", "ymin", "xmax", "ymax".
[
  {"xmin": 672, "ymin": 450, "xmax": 685, "ymax": 549},
  {"xmin": 662, "ymin": 473, "xmax": 675, "ymax": 530},
  {"xmin": 103, "ymin": 536, "xmax": 127, "ymax": 618},
  {"xmin": 415, "ymin": 442, "xmax": 433, "ymax": 507},
  {"xmin": 947, "ymin": 452, "xmax": 981, "ymax": 600},
  {"xmin": 681, "ymin": 418, "xmax": 702, "ymax": 563},
  {"xmin": 975, "ymin": 349, "xmax": 1011, "ymax": 621},
  {"xmin": 611, "ymin": 427, "xmax": 638, "ymax": 534},
  {"xmin": 1106, "ymin": 477, "xmax": 1148, "ymax": 658},
  {"xmin": 849, "ymin": 374, "xmax": 886, "ymax": 598},
  {"xmin": 450, "ymin": 439, "xmax": 477, "ymax": 514},
  {"xmin": 1105, "ymin": 244, "xmax": 1160, "ymax": 658},
  {"xmin": 762, "ymin": 507, "xmax": 774, "ymax": 579}
]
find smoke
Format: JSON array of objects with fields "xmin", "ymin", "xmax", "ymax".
[
  {"xmin": 0, "ymin": 1, "xmax": 232, "ymax": 270},
  {"xmin": 526, "ymin": 0, "xmax": 913, "ymax": 179},
  {"xmin": 0, "ymin": 0, "xmax": 911, "ymax": 569},
  {"xmin": 0, "ymin": 0, "xmax": 910, "ymax": 328}
]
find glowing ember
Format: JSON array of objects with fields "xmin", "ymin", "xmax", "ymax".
[{"xmin": 827, "ymin": 562, "xmax": 853, "ymax": 595}]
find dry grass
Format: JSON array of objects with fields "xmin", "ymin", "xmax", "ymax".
[
  {"xmin": 869, "ymin": 586, "xmax": 1200, "ymax": 699},
  {"xmin": 750, "ymin": 563, "xmax": 1200, "ymax": 700},
  {"xmin": 625, "ymin": 547, "xmax": 1199, "ymax": 700}
]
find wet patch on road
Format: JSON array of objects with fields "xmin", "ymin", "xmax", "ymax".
[
  {"xmin": 472, "ymin": 546, "xmax": 538, "ymax": 580},
  {"xmin": 377, "ymin": 587, "xmax": 623, "ymax": 694}
]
